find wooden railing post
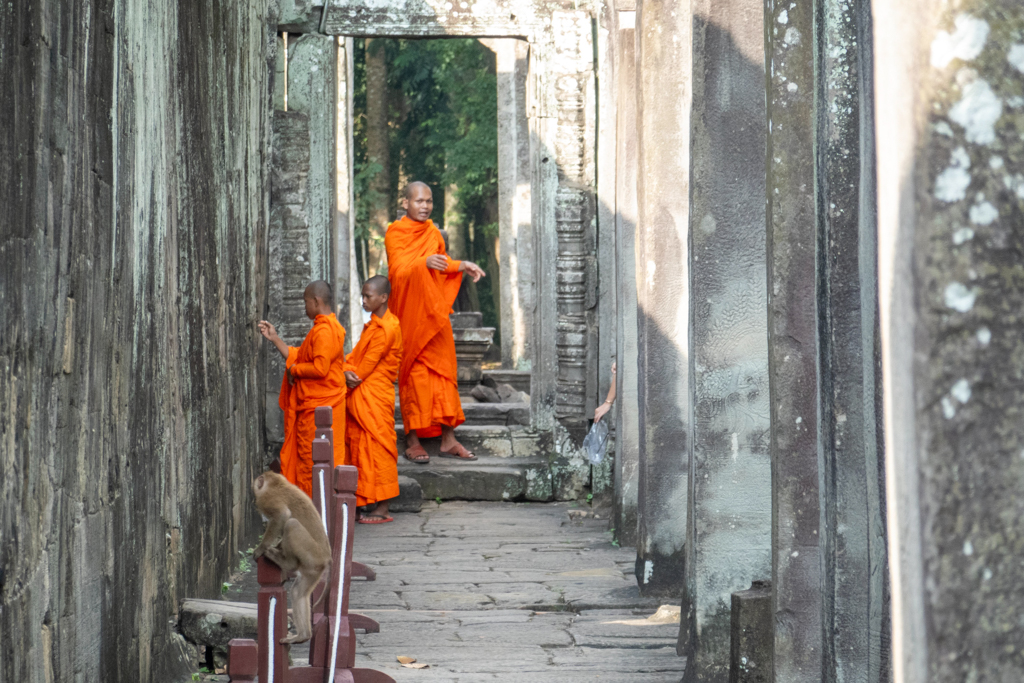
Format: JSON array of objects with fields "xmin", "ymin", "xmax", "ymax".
[
  {"xmin": 227, "ymin": 639, "xmax": 258, "ymax": 682},
  {"xmin": 257, "ymin": 557, "xmax": 290, "ymax": 683}
]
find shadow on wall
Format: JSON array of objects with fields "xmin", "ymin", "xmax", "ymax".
[{"xmin": 679, "ymin": 13, "xmax": 772, "ymax": 683}]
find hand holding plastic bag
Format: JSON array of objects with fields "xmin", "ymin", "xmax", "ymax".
[{"xmin": 582, "ymin": 420, "xmax": 609, "ymax": 465}]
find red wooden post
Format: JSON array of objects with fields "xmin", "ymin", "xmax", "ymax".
[
  {"xmin": 310, "ymin": 433, "xmax": 334, "ymax": 628},
  {"xmin": 323, "ymin": 465, "xmax": 359, "ymax": 673},
  {"xmin": 227, "ymin": 639, "xmax": 258, "ymax": 682},
  {"xmin": 315, "ymin": 405, "xmax": 335, "ymax": 449},
  {"xmin": 257, "ymin": 557, "xmax": 290, "ymax": 683}
]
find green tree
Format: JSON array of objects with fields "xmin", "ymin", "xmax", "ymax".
[{"xmin": 353, "ymin": 38, "xmax": 500, "ymax": 333}]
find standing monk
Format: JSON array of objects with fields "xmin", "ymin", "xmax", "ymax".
[
  {"xmin": 344, "ymin": 275, "xmax": 403, "ymax": 523},
  {"xmin": 258, "ymin": 281, "xmax": 347, "ymax": 496},
  {"xmin": 386, "ymin": 181, "xmax": 486, "ymax": 463}
]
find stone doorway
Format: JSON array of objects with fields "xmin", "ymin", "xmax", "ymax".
[{"xmin": 265, "ymin": 0, "xmax": 605, "ymax": 502}]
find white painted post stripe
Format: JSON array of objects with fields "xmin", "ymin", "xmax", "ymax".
[
  {"xmin": 267, "ymin": 596, "xmax": 277, "ymax": 683},
  {"xmin": 318, "ymin": 470, "xmax": 329, "ymax": 535},
  {"xmin": 327, "ymin": 502, "xmax": 349, "ymax": 682}
]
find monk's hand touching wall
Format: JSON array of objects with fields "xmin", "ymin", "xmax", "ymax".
[{"xmin": 258, "ymin": 320, "xmax": 290, "ymax": 359}]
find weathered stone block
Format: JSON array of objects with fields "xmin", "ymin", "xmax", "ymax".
[
  {"xmin": 730, "ymin": 581, "xmax": 772, "ymax": 683},
  {"xmin": 391, "ymin": 476, "xmax": 423, "ymax": 513},
  {"xmin": 397, "ymin": 456, "xmax": 552, "ymax": 502},
  {"xmin": 179, "ymin": 600, "xmax": 258, "ymax": 650}
]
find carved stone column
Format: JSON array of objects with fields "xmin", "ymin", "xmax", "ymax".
[{"xmin": 875, "ymin": 1, "xmax": 1024, "ymax": 680}]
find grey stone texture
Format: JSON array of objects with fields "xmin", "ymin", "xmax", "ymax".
[
  {"xmin": 613, "ymin": 9, "xmax": 641, "ymax": 549},
  {"xmin": 729, "ymin": 582, "xmax": 772, "ymax": 683},
  {"xmin": 0, "ymin": 1, "xmax": 272, "ymax": 682},
  {"xmin": 682, "ymin": 0, "xmax": 771, "ymax": 680},
  {"xmin": 633, "ymin": 0, "xmax": 692, "ymax": 597},
  {"xmin": 765, "ymin": 0, "xmax": 821, "ymax": 680},
  {"xmin": 265, "ymin": 34, "xmax": 337, "ymax": 448},
  {"xmin": 874, "ymin": 1, "xmax": 1024, "ymax": 680},
  {"xmin": 392, "ymin": 475, "xmax": 424, "ymax": 512},
  {"xmin": 815, "ymin": 0, "xmax": 890, "ymax": 680},
  {"xmin": 210, "ymin": 502, "xmax": 683, "ymax": 681}
]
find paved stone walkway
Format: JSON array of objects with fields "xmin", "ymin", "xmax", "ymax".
[
  {"xmin": 341, "ymin": 502, "xmax": 686, "ymax": 681},
  {"xmin": 216, "ymin": 502, "xmax": 686, "ymax": 681}
]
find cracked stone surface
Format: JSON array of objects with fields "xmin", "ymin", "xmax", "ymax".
[{"xmin": 216, "ymin": 502, "xmax": 685, "ymax": 680}]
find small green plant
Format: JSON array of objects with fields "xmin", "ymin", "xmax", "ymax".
[
  {"xmin": 238, "ymin": 549, "xmax": 253, "ymax": 573},
  {"xmin": 586, "ymin": 493, "xmax": 593, "ymax": 506},
  {"xmin": 435, "ymin": 496, "xmax": 443, "ymax": 505},
  {"xmin": 192, "ymin": 674, "xmax": 201, "ymax": 681},
  {"xmin": 221, "ymin": 582, "xmax": 232, "ymax": 594}
]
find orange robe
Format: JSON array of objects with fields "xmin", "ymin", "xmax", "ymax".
[
  {"xmin": 344, "ymin": 309, "xmax": 403, "ymax": 506},
  {"xmin": 385, "ymin": 215, "xmax": 466, "ymax": 438},
  {"xmin": 278, "ymin": 313, "xmax": 347, "ymax": 496}
]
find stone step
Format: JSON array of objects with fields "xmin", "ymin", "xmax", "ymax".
[
  {"xmin": 393, "ymin": 400, "xmax": 529, "ymax": 426},
  {"xmin": 483, "ymin": 369, "xmax": 532, "ymax": 394},
  {"xmin": 398, "ymin": 455, "xmax": 552, "ymax": 502},
  {"xmin": 395, "ymin": 424, "xmax": 544, "ymax": 459}
]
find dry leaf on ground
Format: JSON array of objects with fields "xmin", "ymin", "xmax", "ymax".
[{"xmin": 396, "ymin": 656, "xmax": 416, "ymax": 664}]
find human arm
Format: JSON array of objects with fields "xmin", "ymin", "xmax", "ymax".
[
  {"xmin": 258, "ymin": 321, "xmax": 290, "ymax": 359},
  {"xmin": 425, "ymin": 254, "xmax": 485, "ymax": 282},
  {"xmin": 288, "ymin": 328, "xmax": 334, "ymax": 380},
  {"xmin": 593, "ymin": 362, "xmax": 617, "ymax": 422},
  {"xmin": 343, "ymin": 328, "xmax": 389, "ymax": 389},
  {"xmin": 458, "ymin": 260, "xmax": 486, "ymax": 282}
]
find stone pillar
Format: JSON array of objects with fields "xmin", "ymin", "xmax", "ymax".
[
  {"xmin": 487, "ymin": 39, "xmax": 534, "ymax": 371},
  {"xmin": 682, "ymin": 0, "xmax": 770, "ymax": 679},
  {"xmin": 287, "ymin": 34, "xmax": 336, "ymax": 284},
  {"xmin": 266, "ymin": 34, "xmax": 336, "ymax": 447},
  {"xmin": 614, "ymin": 6, "xmax": 640, "ymax": 546},
  {"xmin": 634, "ymin": 0, "xmax": 692, "ymax": 596},
  {"xmin": 336, "ymin": 37, "xmax": 362, "ymax": 348},
  {"xmin": 874, "ymin": 1, "xmax": 1024, "ymax": 680},
  {"xmin": 764, "ymin": 0, "xmax": 820, "ymax": 680},
  {"xmin": 816, "ymin": 1, "xmax": 890, "ymax": 680}
]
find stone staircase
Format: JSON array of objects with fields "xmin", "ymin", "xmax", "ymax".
[{"xmin": 396, "ymin": 369, "xmax": 554, "ymax": 502}]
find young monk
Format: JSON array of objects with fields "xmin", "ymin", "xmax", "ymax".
[
  {"xmin": 343, "ymin": 275, "xmax": 404, "ymax": 524},
  {"xmin": 385, "ymin": 181, "xmax": 486, "ymax": 463},
  {"xmin": 258, "ymin": 281, "xmax": 347, "ymax": 497}
]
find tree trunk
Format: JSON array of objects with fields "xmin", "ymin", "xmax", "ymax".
[{"xmin": 365, "ymin": 38, "xmax": 390, "ymax": 276}]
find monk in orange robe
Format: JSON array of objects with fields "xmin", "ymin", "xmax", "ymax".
[
  {"xmin": 343, "ymin": 275, "xmax": 403, "ymax": 523},
  {"xmin": 258, "ymin": 281, "xmax": 347, "ymax": 496},
  {"xmin": 385, "ymin": 181, "xmax": 486, "ymax": 463}
]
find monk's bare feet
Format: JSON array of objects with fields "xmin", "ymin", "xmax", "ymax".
[{"xmin": 439, "ymin": 426, "xmax": 477, "ymax": 461}]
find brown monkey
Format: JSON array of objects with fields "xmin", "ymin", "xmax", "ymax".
[{"xmin": 252, "ymin": 471, "xmax": 332, "ymax": 643}]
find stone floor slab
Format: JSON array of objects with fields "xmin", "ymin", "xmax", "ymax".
[{"xmin": 188, "ymin": 502, "xmax": 685, "ymax": 681}]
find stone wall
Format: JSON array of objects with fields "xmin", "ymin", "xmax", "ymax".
[
  {"xmin": 875, "ymin": 1, "xmax": 1024, "ymax": 679},
  {"xmin": 0, "ymin": 0, "xmax": 272, "ymax": 681}
]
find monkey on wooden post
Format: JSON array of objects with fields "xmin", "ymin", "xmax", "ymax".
[{"xmin": 253, "ymin": 471, "xmax": 332, "ymax": 643}]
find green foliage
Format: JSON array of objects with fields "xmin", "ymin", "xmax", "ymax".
[
  {"xmin": 353, "ymin": 158, "xmax": 385, "ymax": 242},
  {"xmin": 353, "ymin": 38, "xmax": 500, "ymax": 327}
]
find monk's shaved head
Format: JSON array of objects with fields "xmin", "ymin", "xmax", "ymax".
[
  {"xmin": 364, "ymin": 275, "xmax": 391, "ymax": 296},
  {"xmin": 403, "ymin": 181, "xmax": 432, "ymax": 199},
  {"xmin": 305, "ymin": 280, "xmax": 334, "ymax": 308}
]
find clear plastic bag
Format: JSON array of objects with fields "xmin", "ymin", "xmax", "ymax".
[{"xmin": 582, "ymin": 419, "xmax": 609, "ymax": 465}]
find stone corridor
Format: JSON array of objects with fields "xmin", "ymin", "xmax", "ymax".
[{"xmin": 197, "ymin": 503, "xmax": 685, "ymax": 681}]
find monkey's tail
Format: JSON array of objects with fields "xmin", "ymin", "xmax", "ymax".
[{"xmin": 310, "ymin": 560, "xmax": 333, "ymax": 611}]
